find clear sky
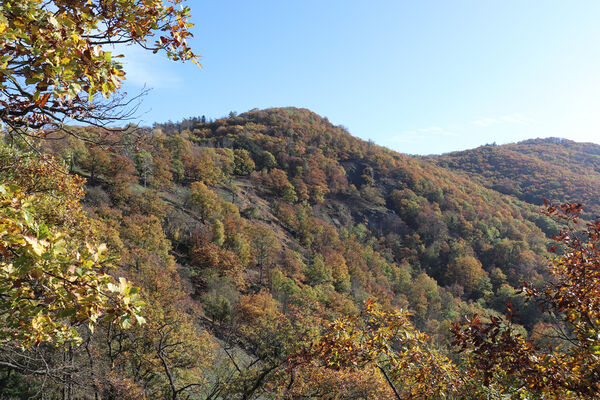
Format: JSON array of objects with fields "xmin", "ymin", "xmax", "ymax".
[{"xmin": 118, "ymin": 1, "xmax": 600, "ymax": 155}]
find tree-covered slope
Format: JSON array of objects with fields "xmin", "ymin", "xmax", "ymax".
[
  {"xmin": 47, "ymin": 107, "xmax": 555, "ymax": 332},
  {"xmin": 433, "ymin": 137, "xmax": 600, "ymax": 217},
  {"xmin": 4, "ymin": 108, "xmax": 593, "ymax": 398}
]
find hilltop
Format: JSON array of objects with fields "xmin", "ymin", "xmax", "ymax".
[{"xmin": 432, "ymin": 137, "xmax": 600, "ymax": 217}]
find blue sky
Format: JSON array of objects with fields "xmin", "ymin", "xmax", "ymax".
[{"xmin": 118, "ymin": 1, "xmax": 600, "ymax": 155}]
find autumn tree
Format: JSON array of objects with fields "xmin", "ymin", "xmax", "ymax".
[
  {"xmin": 105, "ymin": 153, "xmax": 138, "ymax": 202},
  {"xmin": 247, "ymin": 223, "xmax": 281, "ymax": 284},
  {"xmin": 0, "ymin": 0, "xmax": 198, "ymax": 136},
  {"xmin": 453, "ymin": 202, "xmax": 600, "ymax": 399},
  {"xmin": 0, "ymin": 145, "xmax": 145, "ymax": 400},
  {"xmin": 233, "ymin": 149, "xmax": 256, "ymax": 175},
  {"xmin": 0, "ymin": 144, "xmax": 145, "ymax": 343},
  {"xmin": 445, "ymin": 255, "xmax": 487, "ymax": 298},
  {"xmin": 0, "ymin": 183, "xmax": 144, "ymax": 347},
  {"xmin": 78, "ymin": 145, "xmax": 111, "ymax": 181},
  {"xmin": 189, "ymin": 181, "xmax": 222, "ymax": 221},
  {"xmin": 191, "ymin": 240, "xmax": 245, "ymax": 288},
  {"xmin": 262, "ymin": 168, "xmax": 297, "ymax": 203},
  {"xmin": 135, "ymin": 149, "xmax": 154, "ymax": 187},
  {"xmin": 296, "ymin": 300, "xmax": 460, "ymax": 399}
]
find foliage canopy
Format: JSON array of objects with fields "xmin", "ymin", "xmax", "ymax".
[{"xmin": 0, "ymin": 0, "xmax": 198, "ymax": 133}]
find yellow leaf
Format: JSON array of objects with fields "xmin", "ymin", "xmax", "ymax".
[{"xmin": 23, "ymin": 235, "xmax": 45, "ymax": 256}]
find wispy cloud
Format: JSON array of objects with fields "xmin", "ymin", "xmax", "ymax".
[
  {"xmin": 384, "ymin": 112, "xmax": 538, "ymax": 146},
  {"xmin": 472, "ymin": 114, "xmax": 537, "ymax": 127}
]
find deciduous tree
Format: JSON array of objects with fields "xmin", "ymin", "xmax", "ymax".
[
  {"xmin": 297, "ymin": 300, "xmax": 459, "ymax": 399},
  {"xmin": 0, "ymin": 0, "xmax": 198, "ymax": 135},
  {"xmin": 453, "ymin": 202, "xmax": 600, "ymax": 399}
]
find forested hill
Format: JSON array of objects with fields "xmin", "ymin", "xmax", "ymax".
[
  {"xmin": 45, "ymin": 106, "xmax": 558, "ymax": 329},
  {"xmin": 432, "ymin": 137, "xmax": 600, "ymax": 217},
  {"xmin": 5, "ymin": 0, "xmax": 599, "ymax": 395},
  {"xmin": 16, "ymin": 107, "xmax": 578, "ymax": 397},
  {"xmin": 150, "ymin": 107, "xmax": 554, "ymax": 296}
]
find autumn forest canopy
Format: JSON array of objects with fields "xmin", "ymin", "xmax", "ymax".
[{"xmin": 2, "ymin": 1, "xmax": 600, "ymax": 399}]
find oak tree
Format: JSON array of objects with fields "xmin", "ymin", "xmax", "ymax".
[{"xmin": 0, "ymin": 0, "xmax": 199, "ymax": 136}]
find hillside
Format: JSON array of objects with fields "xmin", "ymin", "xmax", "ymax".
[
  {"xmin": 4, "ymin": 0, "xmax": 600, "ymax": 396},
  {"xmin": 3, "ymin": 108, "xmax": 577, "ymax": 398},
  {"xmin": 148, "ymin": 108, "xmax": 554, "ymax": 299},
  {"xmin": 42, "ymin": 108, "xmax": 557, "ymax": 330},
  {"xmin": 432, "ymin": 137, "xmax": 600, "ymax": 217}
]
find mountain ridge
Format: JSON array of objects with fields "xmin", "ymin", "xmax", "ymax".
[{"xmin": 432, "ymin": 135, "xmax": 600, "ymax": 217}]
